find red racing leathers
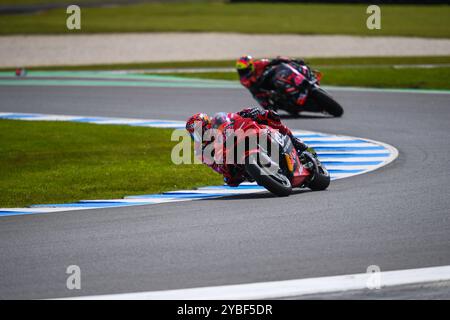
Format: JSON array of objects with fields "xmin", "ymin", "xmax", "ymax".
[{"xmin": 198, "ymin": 107, "xmax": 308, "ymax": 187}]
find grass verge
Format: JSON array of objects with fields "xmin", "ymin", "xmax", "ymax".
[
  {"xmin": 0, "ymin": 120, "xmax": 222, "ymax": 208},
  {"xmin": 1, "ymin": 56, "xmax": 449, "ymax": 90},
  {"xmin": 161, "ymin": 66, "xmax": 450, "ymax": 90},
  {"xmin": 0, "ymin": 2, "xmax": 449, "ymax": 37},
  {"xmin": 131, "ymin": 56, "xmax": 450, "ymax": 90},
  {"xmin": 2, "ymin": 56, "xmax": 450, "ymax": 72},
  {"xmin": 0, "ymin": 56, "xmax": 450, "ymax": 71}
]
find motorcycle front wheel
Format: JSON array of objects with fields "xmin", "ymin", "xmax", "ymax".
[
  {"xmin": 308, "ymin": 165, "xmax": 330, "ymax": 191},
  {"xmin": 245, "ymin": 153, "xmax": 292, "ymax": 197},
  {"xmin": 310, "ymin": 88, "xmax": 344, "ymax": 117}
]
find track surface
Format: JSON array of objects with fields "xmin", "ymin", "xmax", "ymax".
[{"xmin": 0, "ymin": 84, "xmax": 450, "ymax": 299}]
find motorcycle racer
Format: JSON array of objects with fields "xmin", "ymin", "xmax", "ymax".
[
  {"xmin": 185, "ymin": 107, "xmax": 315, "ymax": 187},
  {"xmin": 236, "ymin": 55, "xmax": 312, "ymax": 110}
]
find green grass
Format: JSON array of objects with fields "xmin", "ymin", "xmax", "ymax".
[
  {"xmin": 0, "ymin": 59, "xmax": 235, "ymax": 72},
  {"xmin": 1, "ymin": 56, "xmax": 448, "ymax": 90},
  {"xmin": 128, "ymin": 56, "xmax": 450, "ymax": 90},
  {"xmin": 0, "ymin": 2, "xmax": 449, "ymax": 37},
  {"xmin": 318, "ymin": 66, "xmax": 450, "ymax": 90},
  {"xmin": 2, "ymin": 56, "xmax": 450, "ymax": 72},
  {"xmin": 158, "ymin": 67, "xmax": 450, "ymax": 90},
  {"xmin": 0, "ymin": 0, "xmax": 219, "ymax": 5},
  {"xmin": 165, "ymin": 56, "xmax": 450, "ymax": 91},
  {"xmin": 0, "ymin": 120, "xmax": 222, "ymax": 207},
  {"xmin": 0, "ymin": 0, "xmax": 103, "ymax": 5}
]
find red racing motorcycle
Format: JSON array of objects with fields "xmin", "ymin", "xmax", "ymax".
[{"xmin": 211, "ymin": 113, "xmax": 330, "ymax": 196}]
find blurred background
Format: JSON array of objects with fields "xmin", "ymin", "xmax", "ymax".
[{"xmin": 0, "ymin": 0, "xmax": 449, "ymax": 90}]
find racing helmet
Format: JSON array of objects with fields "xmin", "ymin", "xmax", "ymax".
[
  {"xmin": 211, "ymin": 112, "xmax": 232, "ymax": 132},
  {"xmin": 236, "ymin": 55, "xmax": 255, "ymax": 78},
  {"xmin": 185, "ymin": 113, "xmax": 211, "ymax": 144}
]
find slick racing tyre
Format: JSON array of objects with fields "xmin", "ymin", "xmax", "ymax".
[
  {"xmin": 311, "ymin": 88, "xmax": 344, "ymax": 117},
  {"xmin": 245, "ymin": 153, "xmax": 292, "ymax": 197},
  {"xmin": 308, "ymin": 163, "xmax": 331, "ymax": 191}
]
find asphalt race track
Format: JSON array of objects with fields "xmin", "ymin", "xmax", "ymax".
[{"xmin": 0, "ymin": 81, "xmax": 450, "ymax": 299}]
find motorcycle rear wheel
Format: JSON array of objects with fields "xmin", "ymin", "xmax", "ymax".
[{"xmin": 308, "ymin": 164, "xmax": 331, "ymax": 191}]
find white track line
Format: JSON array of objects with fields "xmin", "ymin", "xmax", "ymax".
[{"xmin": 64, "ymin": 265, "xmax": 450, "ymax": 300}]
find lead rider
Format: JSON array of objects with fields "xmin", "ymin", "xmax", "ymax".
[{"xmin": 186, "ymin": 107, "xmax": 315, "ymax": 187}]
